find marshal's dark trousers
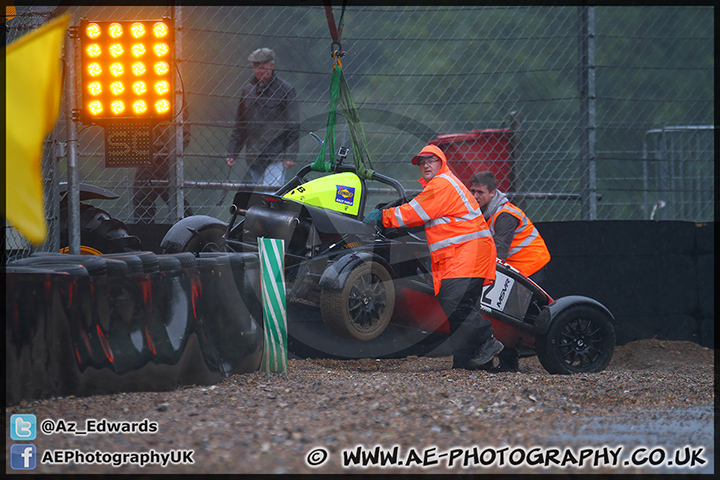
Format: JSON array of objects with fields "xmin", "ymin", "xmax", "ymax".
[{"xmin": 437, "ymin": 277, "xmax": 494, "ymax": 368}]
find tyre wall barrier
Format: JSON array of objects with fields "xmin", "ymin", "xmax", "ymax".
[
  {"xmin": 5, "ymin": 252, "xmax": 263, "ymax": 406},
  {"xmin": 128, "ymin": 221, "xmax": 713, "ymax": 351},
  {"xmin": 536, "ymin": 221, "xmax": 714, "ymax": 348}
]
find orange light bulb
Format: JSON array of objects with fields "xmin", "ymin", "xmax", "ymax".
[
  {"xmin": 153, "ymin": 43, "xmax": 169, "ymax": 57},
  {"xmin": 133, "ymin": 100, "xmax": 148, "ymax": 114},
  {"xmin": 132, "ymin": 62, "xmax": 146, "ymax": 76},
  {"xmin": 154, "ymin": 99, "xmax": 170, "ymax": 114},
  {"xmin": 132, "ymin": 81, "xmax": 147, "ymax": 95},
  {"xmin": 131, "ymin": 22, "xmax": 145, "ymax": 38},
  {"xmin": 86, "ymin": 44, "xmax": 101, "ymax": 57},
  {"xmin": 154, "ymin": 80, "xmax": 170, "ymax": 95},
  {"xmin": 110, "ymin": 81, "xmax": 125, "ymax": 95},
  {"xmin": 109, "ymin": 63, "xmax": 124, "ymax": 77},
  {"xmin": 88, "ymin": 100, "xmax": 103, "ymax": 115},
  {"xmin": 154, "ymin": 61, "xmax": 169, "ymax": 75},
  {"xmin": 86, "ymin": 23, "xmax": 101, "ymax": 39},
  {"xmin": 88, "ymin": 82, "xmax": 102, "ymax": 96},
  {"xmin": 153, "ymin": 22, "xmax": 168, "ymax": 38},
  {"xmin": 108, "ymin": 22, "xmax": 123, "ymax": 39},
  {"xmin": 131, "ymin": 43, "xmax": 146, "ymax": 57},
  {"xmin": 87, "ymin": 62, "xmax": 102, "ymax": 77},
  {"xmin": 110, "ymin": 100, "xmax": 125, "ymax": 115}
]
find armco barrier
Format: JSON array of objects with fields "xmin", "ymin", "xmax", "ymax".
[{"xmin": 5, "ymin": 252, "xmax": 263, "ymax": 406}]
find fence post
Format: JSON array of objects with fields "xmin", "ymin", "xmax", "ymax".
[
  {"xmin": 64, "ymin": 22, "xmax": 81, "ymax": 253},
  {"xmin": 170, "ymin": 5, "xmax": 186, "ymax": 221},
  {"xmin": 508, "ymin": 110, "xmax": 524, "ymax": 209},
  {"xmin": 578, "ymin": 5, "xmax": 597, "ymax": 220}
]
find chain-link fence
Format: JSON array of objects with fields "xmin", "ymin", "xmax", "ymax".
[{"xmin": 4, "ymin": 5, "xmax": 714, "ymax": 258}]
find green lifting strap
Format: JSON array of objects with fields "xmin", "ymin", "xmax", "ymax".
[{"xmin": 312, "ymin": 2, "xmax": 375, "ymax": 180}]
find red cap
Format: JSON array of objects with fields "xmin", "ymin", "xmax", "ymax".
[{"xmin": 411, "ymin": 144, "xmax": 446, "ymax": 165}]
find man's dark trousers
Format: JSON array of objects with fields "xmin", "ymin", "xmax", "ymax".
[{"xmin": 437, "ymin": 277, "xmax": 494, "ymax": 369}]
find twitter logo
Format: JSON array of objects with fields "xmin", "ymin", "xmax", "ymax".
[{"xmin": 11, "ymin": 414, "xmax": 37, "ymax": 440}]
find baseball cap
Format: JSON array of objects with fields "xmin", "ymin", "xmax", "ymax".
[
  {"xmin": 248, "ymin": 48, "xmax": 274, "ymax": 63},
  {"xmin": 411, "ymin": 144, "xmax": 446, "ymax": 165}
]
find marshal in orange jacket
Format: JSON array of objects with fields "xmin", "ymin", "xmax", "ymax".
[
  {"xmin": 488, "ymin": 200, "xmax": 551, "ymax": 277},
  {"xmin": 382, "ymin": 145, "xmax": 496, "ymax": 295}
]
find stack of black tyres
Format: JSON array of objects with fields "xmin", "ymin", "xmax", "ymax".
[
  {"xmin": 188, "ymin": 252, "xmax": 263, "ymax": 376},
  {"xmin": 6, "ymin": 264, "xmax": 84, "ymax": 404},
  {"xmin": 5, "ymin": 251, "xmax": 264, "ymax": 405}
]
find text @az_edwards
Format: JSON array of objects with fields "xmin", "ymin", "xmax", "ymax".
[{"xmin": 39, "ymin": 418, "xmax": 158, "ymax": 435}]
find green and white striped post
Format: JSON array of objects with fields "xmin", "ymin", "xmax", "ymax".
[{"xmin": 258, "ymin": 237, "xmax": 287, "ymax": 373}]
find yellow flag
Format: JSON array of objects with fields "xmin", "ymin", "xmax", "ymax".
[{"xmin": 5, "ymin": 13, "xmax": 70, "ymax": 245}]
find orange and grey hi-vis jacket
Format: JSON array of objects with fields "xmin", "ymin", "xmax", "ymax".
[
  {"xmin": 383, "ymin": 144, "xmax": 496, "ymax": 295},
  {"xmin": 487, "ymin": 197, "xmax": 551, "ymax": 277}
]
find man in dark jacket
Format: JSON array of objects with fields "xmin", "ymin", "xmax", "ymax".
[
  {"xmin": 226, "ymin": 48, "xmax": 299, "ymax": 186},
  {"xmin": 133, "ymin": 109, "xmax": 193, "ymax": 223}
]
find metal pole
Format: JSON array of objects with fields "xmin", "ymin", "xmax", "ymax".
[
  {"xmin": 658, "ymin": 128, "xmax": 668, "ymax": 220},
  {"xmin": 578, "ymin": 5, "xmax": 597, "ymax": 220},
  {"xmin": 64, "ymin": 24, "xmax": 81, "ymax": 254},
  {"xmin": 508, "ymin": 111, "xmax": 524, "ymax": 209},
  {"xmin": 642, "ymin": 133, "xmax": 649, "ymax": 219},
  {"xmin": 172, "ymin": 5, "xmax": 186, "ymax": 220}
]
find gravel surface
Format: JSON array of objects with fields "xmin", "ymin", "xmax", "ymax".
[{"xmin": 6, "ymin": 338, "xmax": 714, "ymax": 474}]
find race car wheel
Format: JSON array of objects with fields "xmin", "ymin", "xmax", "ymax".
[
  {"xmin": 160, "ymin": 216, "xmax": 227, "ymax": 254},
  {"xmin": 535, "ymin": 305, "xmax": 615, "ymax": 374},
  {"xmin": 320, "ymin": 262, "xmax": 395, "ymax": 341}
]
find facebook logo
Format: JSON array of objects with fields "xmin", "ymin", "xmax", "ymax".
[
  {"xmin": 11, "ymin": 444, "xmax": 37, "ymax": 470},
  {"xmin": 10, "ymin": 414, "xmax": 36, "ymax": 440}
]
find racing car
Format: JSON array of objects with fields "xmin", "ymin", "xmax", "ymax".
[{"xmin": 160, "ymin": 161, "xmax": 616, "ymax": 374}]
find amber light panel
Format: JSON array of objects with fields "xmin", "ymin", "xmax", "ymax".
[
  {"xmin": 80, "ymin": 19, "xmax": 172, "ymax": 122},
  {"xmin": 130, "ymin": 22, "xmax": 146, "ymax": 38},
  {"xmin": 108, "ymin": 22, "xmax": 123, "ymax": 38},
  {"xmin": 86, "ymin": 23, "xmax": 101, "ymax": 39},
  {"xmin": 153, "ymin": 22, "xmax": 168, "ymax": 38}
]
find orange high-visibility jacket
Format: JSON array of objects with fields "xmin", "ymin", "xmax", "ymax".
[
  {"xmin": 488, "ymin": 202, "xmax": 550, "ymax": 277},
  {"xmin": 382, "ymin": 145, "xmax": 496, "ymax": 295}
]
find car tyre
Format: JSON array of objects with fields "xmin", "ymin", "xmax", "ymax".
[
  {"xmin": 535, "ymin": 305, "xmax": 615, "ymax": 374},
  {"xmin": 320, "ymin": 262, "xmax": 395, "ymax": 341},
  {"xmin": 60, "ymin": 203, "xmax": 142, "ymax": 254},
  {"xmin": 160, "ymin": 216, "xmax": 227, "ymax": 254}
]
